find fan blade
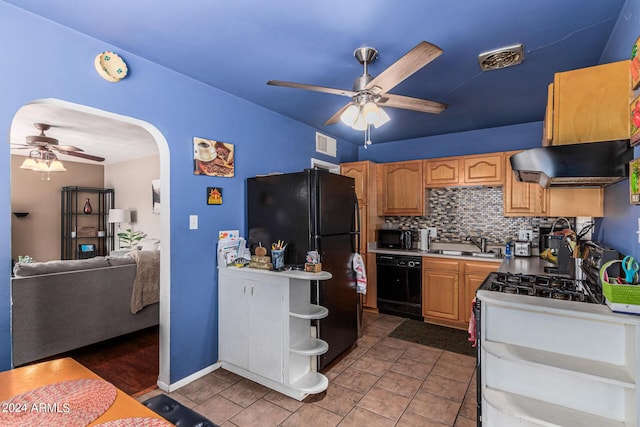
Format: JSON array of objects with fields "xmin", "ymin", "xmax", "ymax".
[
  {"xmin": 365, "ymin": 41, "xmax": 443, "ymax": 94},
  {"xmin": 268, "ymin": 80, "xmax": 356, "ymax": 98},
  {"xmin": 55, "ymin": 145, "xmax": 84, "ymax": 152},
  {"xmin": 55, "ymin": 149, "xmax": 105, "ymax": 162},
  {"xmin": 379, "ymin": 93, "xmax": 447, "ymax": 114},
  {"xmin": 324, "ymin": 103, "xmax": 353, "ymax": 126}
]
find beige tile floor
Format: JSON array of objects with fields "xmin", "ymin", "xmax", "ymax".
[{"xmin": 138, "ymin": 311, "xmax": 478, "ymax": 426}]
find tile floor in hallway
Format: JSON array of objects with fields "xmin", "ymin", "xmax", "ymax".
[{"xmin": 137, "ymin": 311, "xmax": 478, "ymax": 426}]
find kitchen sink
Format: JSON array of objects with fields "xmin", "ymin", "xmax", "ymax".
[
  {"xmin": 437, "ymin": 249, "xmax": 465, "ymax": 256},
  {"xmin": 428, "ymin": 249, "xmax": 503, "ymax": 259},
  {"xmin": 471, "ymin": 252, "xmax": 502, "ymax": 259}
]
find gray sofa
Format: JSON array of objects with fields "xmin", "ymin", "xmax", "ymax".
[{"xmin": 11, "ymin": 254, "xmax": 159, "ymax": 367}]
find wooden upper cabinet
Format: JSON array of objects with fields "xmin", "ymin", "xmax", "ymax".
[
  {"xmin": 551, "ymin": 60, "xmax": 630, "ymax": 145},
  {"xmin": 542, "ymin": 83, "xmax": 554, "ymax": 146},
  {"xmin": 424, "ymin": 158, "xmax": 460, "ymax": 187},
  {"xmin": 379, "ymin": 160, "xmax": 424, "ymax": 216},
  {"xmin": 461, "ymin": 153, "xmax": 503, "ymax": 186},
  {"xmin": 548, "ymin": 188, "xmax": 604, "ymax": 217},
  {"xmin": 503, "ymin": 151, "xmax": 548, "ymax": 216},
  {"xmin": 424, "ymin": 152, "xmax": 503, "ymax": 188},
  {"xmin": 341, "ymin": 161, "xmax": 368, "ymax": 204}
]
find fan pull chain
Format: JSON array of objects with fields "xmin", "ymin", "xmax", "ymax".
[{"xmin": 364, "ymin": 124, "xmax": 372, "ymax": 149}]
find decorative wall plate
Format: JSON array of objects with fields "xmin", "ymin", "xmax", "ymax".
[{"xmin": 94, "ymin": 51, "xmax": 128, "ymax": 82}]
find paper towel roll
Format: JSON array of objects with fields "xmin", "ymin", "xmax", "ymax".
[{"xmin": 419, "ymin": 228, "xmax": 430, "ymax": 251}]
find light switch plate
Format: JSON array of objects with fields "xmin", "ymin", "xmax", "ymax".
[
  {"xmin": 189, "ymin": 215, "xmax": 198, "ymax": 230},
  {"xmin": 426, "ymin": 227, "xmax": 437, "ymax": 238},
  {"xmin": 518, "ymin": 229, "xmax": 533, "ymax": 241}
]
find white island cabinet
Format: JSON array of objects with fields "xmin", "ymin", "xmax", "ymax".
[
  {"xmin": 477, "ymin": 291, "xmax": 640, "ymax": 426},
  {"xmin": 218, "ymin": 267, "xmax": 331, "ymax": 401}
]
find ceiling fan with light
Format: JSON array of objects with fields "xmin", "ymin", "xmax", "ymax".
[
  {"xmin": 12, "ymin": 123, "xmax": 105, "ymax": 179},
  {"xmin": 267, "ymin": 41, "xmax": 448, "ymax": 147}
]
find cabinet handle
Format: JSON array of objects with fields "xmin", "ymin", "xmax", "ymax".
[
  {"xmin": 251, "ymin": 286, "xmax": 254, "ymax": 296},
  {"xmin": 243, "ymin": 284, "xmax": 247, "ymax": 294}
]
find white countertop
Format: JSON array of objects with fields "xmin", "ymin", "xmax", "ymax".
[{"xmin": 219, "ymin": 266, "xmax": 332, "ymax": 281}]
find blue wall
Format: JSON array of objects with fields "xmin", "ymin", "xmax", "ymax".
[
  {"xmin": 0, "ymin": 3, "xmax": 357, "ymax": 379},
  {"xmin": 594, "ymin": 0, "xmax": 640, "ymax": 258},
  {"xmin": 357, "ymin": 121, "xmax": 543, "ymax": 162}
]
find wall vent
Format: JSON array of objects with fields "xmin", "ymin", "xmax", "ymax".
[{"xmin": 315, "ymin": 132, "xmax": 336, "ymax": 157}]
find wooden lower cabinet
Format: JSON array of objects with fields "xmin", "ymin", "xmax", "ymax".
[
  {"xmin": 363, "ymin": 253, "xmax": 378, "ymax": 309},
  {"xmin": 423, "ymin": 257, "xmax": 500, "ymax": 329},
  {"xmin": 461, "ymin": 261, "xmax": 501, "ymax": 324},
  {"xmin": 422, "ymin": 259, "xmax": 460, "ymax": 322}
]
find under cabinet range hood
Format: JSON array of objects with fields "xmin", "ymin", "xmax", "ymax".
[{"xmin": 510, "ymin": 140, "xmax": 633, "ymax": 188}]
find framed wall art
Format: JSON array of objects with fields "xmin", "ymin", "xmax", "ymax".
[
  {"xmin": 631, "ymin": 95, "xmax": 640, "ymax": 146},
  {"xmin": 630, "ymin": 158, "xmax": 640, "ymax": 204},
  {"xmin": 193, "ymin": 137, "xmax": 235, "ymax": 177},
  {"xmin": 207, "ymin": 187, "xmax": 223, "ymax": 205},
  {"xmin": 631, "ymin": 36, "xmax": 640, "ymax": 90}
]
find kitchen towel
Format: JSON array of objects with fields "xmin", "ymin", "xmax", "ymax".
[
  {"xmin": 468, "ymin": 298, "xmax": 477, "ymax": 347},
  {"xmin": 351, "ymin": 253, "xmax": 367, "ymax": 294}
]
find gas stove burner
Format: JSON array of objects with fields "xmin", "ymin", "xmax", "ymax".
[
  {"xmin": 516, "ymin": 285, "xmax": 535, "ymax": 296},
  {"xmin": 481, "ymin": 272, "xmax": 601, "ymax": 304},
  {"xmin": 551, "ymin": 292, "xmax": 570, "ymax": 300},
  {"xmin": 536, "ymin": 276, "xmax": 576, "ymax": 289}
]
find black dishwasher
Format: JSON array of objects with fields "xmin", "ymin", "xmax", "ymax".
[{"xmin": 376, "ymin": 254, "xmax": 422, "ymax": 320}]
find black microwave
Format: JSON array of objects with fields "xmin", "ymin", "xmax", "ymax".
[{"xmin": 377, "ymin": 229, "xmax": 415, "ymax": 249}]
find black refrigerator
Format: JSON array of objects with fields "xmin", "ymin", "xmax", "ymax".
[{"xmin": 246, "ymin": 169, "xmax": 359, "ymax": 370}]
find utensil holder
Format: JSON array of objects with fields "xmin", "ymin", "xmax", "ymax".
[{"xmin": 272, "ymin": 249, "xmax": 285, "ymax": 270}]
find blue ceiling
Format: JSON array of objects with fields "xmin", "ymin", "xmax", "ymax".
[{"xmin": 4, "ymin": 0, "xmax": 626, "ymax": 145}]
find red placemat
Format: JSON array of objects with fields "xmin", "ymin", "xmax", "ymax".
[
  {"xmin": 0, "ymin": 378, "xmax": 116, "ymax": 427},
  {"xmin": 96, "ymin": 417, "xmax": 174, "ymax": 427}
]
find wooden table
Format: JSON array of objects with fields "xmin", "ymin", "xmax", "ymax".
[{"xmin": 0, "ymin": 357, "xmax": 169, "ymax": 426}]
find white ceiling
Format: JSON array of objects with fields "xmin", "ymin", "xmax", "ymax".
[{"xmin": 10, "ymin": 102, "xmax": 158, "ymax": 166}]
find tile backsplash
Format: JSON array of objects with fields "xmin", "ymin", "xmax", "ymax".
[{"xmin": 384, "ymin": 187, "xmax": 576, "ymax": 247}]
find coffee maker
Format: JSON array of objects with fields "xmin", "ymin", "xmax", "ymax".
[{"xmin": 543, "ymin": 234, "xmax": 573, "ymax": 275}]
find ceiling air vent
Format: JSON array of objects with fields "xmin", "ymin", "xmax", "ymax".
[
  {"xmin": 478, "ymin": 44, "xmax": 524, "ymax": 71},
  {"xmin": 315, "ymin": 132, "xmax": 336, "ymax": 157}
]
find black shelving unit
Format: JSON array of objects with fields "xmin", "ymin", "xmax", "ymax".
[{"xmin": 61, "ymin": 186, "xmax": 115, "ymax": 260}]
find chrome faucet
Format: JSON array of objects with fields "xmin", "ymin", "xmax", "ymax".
[{"xmin": 466, "ymin": 235, "xmax": 487, "ymax": 253}]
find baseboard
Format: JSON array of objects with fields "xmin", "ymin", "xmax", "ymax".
[{"xmin": 157, "ymin": 361, "xmax": 222, "ymax": 392}]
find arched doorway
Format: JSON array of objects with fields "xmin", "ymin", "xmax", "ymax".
[{"xmin": 9, "ymin": 98, "xmax": 171, "ymax": 388}]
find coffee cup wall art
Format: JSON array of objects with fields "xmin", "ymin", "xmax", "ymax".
[{"xmin": 193, "ymin": 137, "xmax": 235, "ymax": 177}]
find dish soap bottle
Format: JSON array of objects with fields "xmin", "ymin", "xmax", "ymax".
[{"xmin": 505, "ymin": 239, "xmax": 512, "ymax": 257}]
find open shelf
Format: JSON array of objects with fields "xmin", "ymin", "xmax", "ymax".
[
  {"xmin": 483, "ymin": 340, "xmax": 635, "ymax": 388},
  {"xmin": 289, "ymin": 304, "xmax": 328, "ymax": 320},
  {"xmin": 290, "ymin": 338, "xmax": 328, "ymax": 356},
  {"xmin": 484, "ymin": 388, "xmax": 626, "ymax": 427},
  {"xmin": 61, "ymin": 187, "xmax": 115, "ymax": 260},
  {"xmin": 289, "ymin": 371, "xmax": 329, "ymax": 395}
]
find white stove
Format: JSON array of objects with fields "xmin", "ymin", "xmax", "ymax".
[{"xmin": 474, "ymin": 243, "xmax": 640, "ymax": 427}]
